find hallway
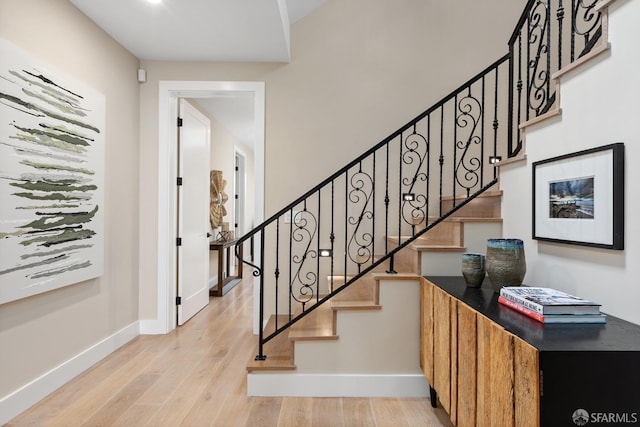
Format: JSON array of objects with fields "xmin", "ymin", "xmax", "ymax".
[{"xmin": 8, "ymin": 268, "xmax": 452, "ymax": 426}]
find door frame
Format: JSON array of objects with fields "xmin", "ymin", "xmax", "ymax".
[{"xmin": 155, "ymin": 81, "xmax": 265, "ymax": 333}]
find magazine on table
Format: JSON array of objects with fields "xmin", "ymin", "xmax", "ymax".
[
  {"xmin": 499, "ymin": 286, "xmax": 601, "ymax": 315},
  {"xmin": 498, "ymin": 296, "xmax": 606, "ymax": 323}
]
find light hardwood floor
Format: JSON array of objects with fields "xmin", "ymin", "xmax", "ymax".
[{"xmin": 7, "ymin": 268, "xmax": 453, "ymax": 426}]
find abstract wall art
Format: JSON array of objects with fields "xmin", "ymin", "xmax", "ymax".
[{"xmin": 0, "ymin": 38, "xmax": 105, "ymax": 304}]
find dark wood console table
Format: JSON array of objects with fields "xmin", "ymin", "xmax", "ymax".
[
  {"xmin": 209, "ymin": 239, "xmax": 243, "ymax": 297},
  {"xmin": 421, "ymin": 276, "xmax": 640, "ymax": 426}
]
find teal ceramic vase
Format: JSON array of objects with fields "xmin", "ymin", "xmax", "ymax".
[
  {"xmin": 485, "ymin": 238, "xmax": 526, "ymax": 293},
  {"xmin": 461, "ymin": 253, "xmax": 485, "ymax": 288}
]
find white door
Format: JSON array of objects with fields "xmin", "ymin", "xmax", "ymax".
[{"xmin": 177, "ymin": 99, "xmax": 210, "ymax": 325}]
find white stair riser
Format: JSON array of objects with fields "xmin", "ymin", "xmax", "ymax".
[{"xmin": 421, "ymin": 221, "xmax": 502, "ymax": 276}]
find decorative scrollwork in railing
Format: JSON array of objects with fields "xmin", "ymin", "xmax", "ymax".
[
  {"xmin": 401, "ymin": 131, "xmax": 429, "ymax": 230},
  {"xmin": 455, "ymin": 92, "xmax": 483, "ymax": 193},
  {"xmin": 527, "ymin": 0, "xmax": 550, "ymax": 115},
  {"xmin": 347, "ymin": 168, "xmax": 374, "ymax": 269},
  {"xmin": 290, "ymin": 209, "xmax": 318, "ymax": 306},
  {"xmin": 572, "ymin": 0, "xmax": 601, "ymax": 58}
]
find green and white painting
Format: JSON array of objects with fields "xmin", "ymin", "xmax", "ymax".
[{"xmin": 0, "ymin": 38, "xmax": 104, "ymax": 304}]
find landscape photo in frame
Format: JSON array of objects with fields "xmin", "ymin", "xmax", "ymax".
[
  {"xmin": 0, "ymin": 38, "xmax": 105, "ymax": 304},
  {"xmin": 548, "ymin": 176, "xmax": 594, "ymax": 219}
]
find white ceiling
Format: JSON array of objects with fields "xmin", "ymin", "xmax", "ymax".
[
  {"xmin": 70, "ymin": 0, "xmax": 325, "ymax": 62},
  {"xmin": 70, "ymin": 0, "xmax": 326, "ymax": 148}
]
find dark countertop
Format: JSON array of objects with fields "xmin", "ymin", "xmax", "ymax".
[{"xmin": 424, "ymin": 276, "xmax": 640, "ymax": 352}]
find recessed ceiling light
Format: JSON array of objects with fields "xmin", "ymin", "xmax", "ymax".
[{"xmin": 146, "ymin": 0, "xmax": 162, "ymax": 4}]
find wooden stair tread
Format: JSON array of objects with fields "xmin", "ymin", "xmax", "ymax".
[
  {"xmin": 427, "ymin": 216, "xmax": 503, "ymax": 223},
  {"xmin": 289, "ymin": 303, "xmax": 337, "ymax": 341},
  {"xmin": 331, "ymin": 300, "xmax": 381, "ymax": 310},
  {"xmin": 247, "ymin": 315, "xmax": 295, "ymax": 372},
  {"xmin": 410, "ymin": 244, "xmax": 466, "ymax": 252},
  {"xmin": 440, "ymin": 190, "xmax": 502, "ymax": 201}
]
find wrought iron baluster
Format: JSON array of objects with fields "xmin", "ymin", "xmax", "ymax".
[
  {"xmin": 347, "ymin": 161, "xmax": 374, "ymax": 274},
  {"xmin": 439, "ymin": 107, "xmax": 444, "ymax": 217},
  {"xmin": 526, "ymin": 13, "xmax": 531, "ymax": 122},
  {"xmin": 426, "ymin": 115, "xmax": 431, "ymax": 225},
  {"xmin": 275, "ymin": 218, "xmax": 280, "ymax": 330},
  {"xmin": 493, "ymin": 65, "xmax": 501, "ymax": 176},
  {"xmin": 316, "ymin": 191, "xmax": 321, "ymax": 303},
  {"xmin": 344, "ymin": 169, "xmax": 348, "ymax": 280},
  {"xmin": 330, "ymin": 180, "xmax": 335, "ymax": 293},
  {"xmin": 573, "ymin": 0, "xmax": 601, "ymax": 58},
  {"xmin": 453, "ymin": 94, "xmax": 458, "ymax": 204},
  {"xmin": 288, "ymin": 207, "xmax": 293, "ymax": 320},
  {"xmin": 372, "ymin": 151, "xmax": 376, "ymax": 265},
  {"xmin": 455, "ymin": 86, "xmax": 483, "ymax": 197},
  {"xmin": 546, "ymin": 0, "xmax": 552, "ymax": 113},
  {"xmin": 517, "ymin": 33, "xmax": 524, "ymax": 146},
  {"xmin": 401, "ymin": 124, "xmax": 428, "ymax": 234},
  {"xmin": 481, "ymin": 74, "xmax": 486, "ymax": 187},
  {"xmin": 290, "ymin": 201, "xmax": 318, "ymax": 312},
  {"xmin": 384, "ymin": 143, "xmax": 394, "ymax": 273},
  {"xmin": 557, "ymin": 0, "xmax": 565, "ymax": 69},
  {"xmin": 398, "ymin": 134, "xmax": 403, "ymax": 244},
  {"xmin": 527, "ymin": 0, "xmax": 550, "ymax": 116},
  {"xmin": 571, "ymin": 0, "xmax": 576, "ymax": 61}
]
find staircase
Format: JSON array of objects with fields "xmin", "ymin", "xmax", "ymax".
[{"xmin": 238, "ymin": 0, "xmax": 614, "ymax": 396}]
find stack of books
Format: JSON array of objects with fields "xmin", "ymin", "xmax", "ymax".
[{"xmin": 498, "ymin": 286, "xmax": 606, "ymax": 324}]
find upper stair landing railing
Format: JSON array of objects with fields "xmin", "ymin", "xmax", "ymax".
[
  {"xmin": 238, "ymin": 0, "xmax": 607, "ymax": 360},
  {"xmin": 508, "ymin": 0, "xmax": 604, "ymax": 156}
]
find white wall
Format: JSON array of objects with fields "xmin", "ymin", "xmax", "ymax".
[
  {"xmin": 500, "ymin": 0, "xmax": 640, "ymax": 325},
  {"xmin": 0, "ymin": 0, "xmax": 140, "ymax": 422}
]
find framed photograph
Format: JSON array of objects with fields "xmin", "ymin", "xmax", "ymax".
[{"xmin": 532, "ymin": 143, "xmax": 624, "ymax": 249}]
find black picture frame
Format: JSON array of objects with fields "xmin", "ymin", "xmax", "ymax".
[{"xmin": 532, "ymin": 143, "xmax": 624, "ymax": 250}]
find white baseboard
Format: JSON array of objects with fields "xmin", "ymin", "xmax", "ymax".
[
  {"xmin": 0, "ymin": 321, "xmax": 139, "ymax": 425},
  {"xmin": 247, "ymin": 373, "xmax": 430, "ymax": 398},
  {"xmin": 139, "ymin": 319, "xmax": 166, "ymax": 335}
]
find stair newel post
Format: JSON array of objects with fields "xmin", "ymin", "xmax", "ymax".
[{"xmin": 256, "ymin": 228, "xmax": 266, "ymax": 361}]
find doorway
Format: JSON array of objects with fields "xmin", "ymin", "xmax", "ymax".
[
  {"xmin": 153, "ymin": 81, "xmax": 265, "ymax": 334},
  {"xmin": 234, "ymin": 150, "xmax": 247, "ymax": 237},
  {"xmin": 176, "ymin": 99, "xmax": 211, "ymax": 325}
]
